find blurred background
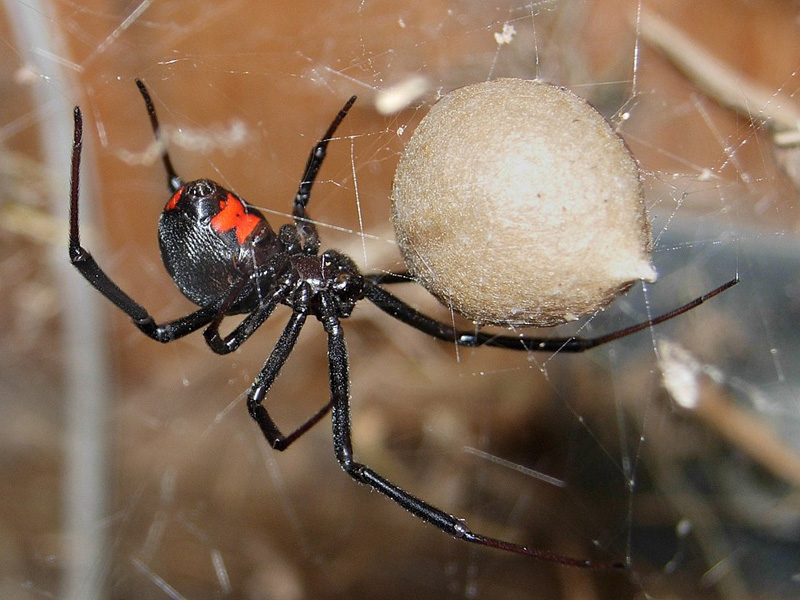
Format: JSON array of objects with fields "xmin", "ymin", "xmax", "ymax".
[{"xmin": 1, "ymin": 0, "xmax": 798, "ymax": 598}]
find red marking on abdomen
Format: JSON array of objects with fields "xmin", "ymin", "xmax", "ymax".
[
  {"xmin": 211, "ymin": 193, "xmax": 261, "ymax": 244},
  {"xmin": 165, "ymin": 188, "xmax": 183, "ymax": 211}
]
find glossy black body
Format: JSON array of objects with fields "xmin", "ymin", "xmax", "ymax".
[{"xmin": 67, "ymin": 79, "xmax": 735, "ymax": 568}]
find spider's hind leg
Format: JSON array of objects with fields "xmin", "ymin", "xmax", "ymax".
[
  {"xmin": 69, "ymin": 106, "xmax": 228, "ymax": 343},
  {"xmin": 135, "ymin": 78, "xmax": 183, "ymax": 193}
]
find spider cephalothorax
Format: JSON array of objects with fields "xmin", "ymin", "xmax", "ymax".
[
  {"xmin": 157, "ymin": 176, "xmax": 364, "ymax": 319},
  {"xmin": 69, "ymin": 79, "xmax": 735, "ymax": 568}
]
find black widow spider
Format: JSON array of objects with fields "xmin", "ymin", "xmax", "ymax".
[{"xmin": 69, "ymin": 79, "xmax": 736, "ymax": 569}]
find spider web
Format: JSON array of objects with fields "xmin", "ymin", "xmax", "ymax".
[{"xmin": 1, "ymin": 1, "xmax": 799, "ymax": 599}]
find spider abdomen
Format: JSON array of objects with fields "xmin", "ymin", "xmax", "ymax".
[{"xmin": 158, "ymin": 179, "xmax": 282, "ymax": 312}]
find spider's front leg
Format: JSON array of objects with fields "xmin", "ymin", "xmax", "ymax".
[
  {"xmin": 239, "ymin": 286, "xmax": 338, "ymax": 450},
  {"xmin": 292, "ymin": 95, "xmax": 356, "ymax": 254},
  {"xmin": 363, "ymin": 278, "xmax": 737, "ymax": 352},
  {"xmin": 321, "ymin": 306, "xmax": 622, "ymax": 568}
]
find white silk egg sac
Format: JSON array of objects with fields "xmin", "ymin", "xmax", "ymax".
[{"xmin": 391, "ymin": 78, "xmax": 657, "ymax": 327}]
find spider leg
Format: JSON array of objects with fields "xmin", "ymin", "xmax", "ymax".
[
  {"xmin": 292, "ymin": 95, "xmax": 357, "ymax": 254},
  {"xmin": 363, "ymin": 271, "xmax": 412, "ymax": 285},
  {"xmin": 363, "ymin": 278, "xmax": 737, "ymax": 352},
  {"xmin": 203, "ymin": 276, "xmax": 296, "ymax": 354},
  {"xmin": 246, "ymin": 311, "xmax": 338, "ymax": 450},
  {"xmin": 321, "ymin": 308, "xmax": 622, "ymax": 568},
  {"xmin": 135, "ymin": 79, "xmax": 183, "ymax": 193},
  {"xmin": 69, "ymin": 106, "xmax": 233, "ymax": 342}
]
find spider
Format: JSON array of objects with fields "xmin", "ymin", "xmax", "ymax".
[{"xmin": 69, "ymin": 79, "xmax": 736, "ymax": 569}]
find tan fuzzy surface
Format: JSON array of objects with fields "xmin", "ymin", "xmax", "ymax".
[{"xmin": 392, "ymin": 78, "xmax": 656, "ymax": 327}]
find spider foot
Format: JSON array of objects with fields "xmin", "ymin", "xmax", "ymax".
[{"xmin": 456, "ymin": 522, "xmax": 626, "ymax": 570}]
